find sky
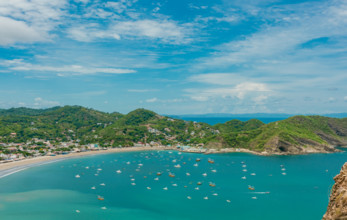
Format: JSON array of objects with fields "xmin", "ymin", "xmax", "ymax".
[{"xmin": 0, "ymin": 0, "xmax": 346, "ymax": 115}]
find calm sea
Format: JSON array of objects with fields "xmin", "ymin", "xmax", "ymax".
[
  {"xmin": 175, "ymin": 117, "xmax": 288, "ymax": 125},
  {"xmin": 0, "ymin": 150, "xmax": 346, "ymax": 220}
]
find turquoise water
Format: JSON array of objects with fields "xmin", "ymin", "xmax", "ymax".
[
  {"xmin": 0, "ymin": 150, "xmax": 346, "ymax": 220},
  {"xmin": 173, "ymin": 117, "xmax": 288, "ymax": 125}
]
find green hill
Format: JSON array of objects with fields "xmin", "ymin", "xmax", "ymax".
[{"xmin": 0, "ymin": 106, "xmax": 346, "ymax": 155}]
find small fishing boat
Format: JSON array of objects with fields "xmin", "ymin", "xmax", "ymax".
[
  {"xmin": 196, "ymin": 158, "xmax": 201, "ymax": 162},
  {"xmin": 163, "ymin": 187, "xmax": 168, "ymax": 190},
  {"xmin": 197, "ymin": 182, "xmax": 202, "ymax": 185},
  {"xmin": 147, "ymin": 187, "xmax": 151, "ymax": 190},
  {"xmin": 211, "ymin": 169, "xmax": 217, "ymax": 173},
  {"xmin": 169, "ymin": 173, "xmax": 175, "ymax": 177},
  {"xmin": 101, "ymin": 207, "xmax": 107, "ymax": 210},
  {"xmin": 248, "ymin": 185, "xmax": 255, "ymax": 190},
  {"xmin": 203, "ymin": 196, "xmax": 208, "ymax": 200},
  {"xmin": 241, "ymin": 176, "xmax": 247, "ymax": 179},
  {"xmin": 100, "ymin": 183, "xmax": 106, "ymax": 186},
  {"xmin": 75, "ymin": 174, "xmax": 80, "ymax": 178},
  {"xmin": 209, "ymin": 182, "xmax": 216, "ymax": 187},
  {"xmin": 187, "ymin": 196, "xmax": 191, "ymax": 199},
  {"xmin": 116, "ymin": 170, "xmax": 122, "ymax": 174},
  {"xmin": 208, "ymin": 159, "xmax": 214, "ymax": 164},
  {"xmin": 91, "ymin": 186, "xmax": 96, "ymax": 190},
  {"xmin": 202, "ymin": 173, "xmax": 207, "ymax": 177},
  {"xmin": 174, "ymin": 164, "xmax": 181, "ymax": 168},
  {"xmin": 186, "ymin": 172, "xmax": 191, "ymax": 176},
  {"xmin": 156, "ymin": 172, "xmax": 162, "ymax": 176},
  {"xmin": 97, "ymin": 196, "xmax": 104, "ymax": 201}
]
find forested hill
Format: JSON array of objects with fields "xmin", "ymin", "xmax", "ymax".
[{"xmin": 0, "ymin": 106, "xmax": 346, "ymax": 155}]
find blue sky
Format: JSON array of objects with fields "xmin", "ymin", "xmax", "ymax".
[{"xmin": 0, "ymin": 0, "xmax": 346, "ymax": 114}]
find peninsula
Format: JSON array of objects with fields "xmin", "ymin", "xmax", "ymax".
[{"xmin": 0, "ymin": 106, "xmax": 346, "ymax": 164}]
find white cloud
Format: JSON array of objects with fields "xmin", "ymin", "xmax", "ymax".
[
  {"xmin": 185, "ymin": 82, "xmax": 271, "ymax": 101},
  {"xmin": 128, "ymin": 89, "xmax": 158, "ymax": 92},
  {"xmin": 0, "ymin": 16, "xmax": 44, "ymax": 45},
  {"xmin": 0, "ymin": 0, "xmax": 67, "ymax": 45},
  {"xmin": 146, "ymin": 97, "xmax": 158, "ymax": 103},
  {"xmin": 1, "ymin": 59, "xmax": 136, "ymax": 76},
  {"xmin": 68, "ymin": 19, "xmax": 193, "ymax": 44},
  {"xmin": 34, "ymin": 97, "xmax": 60, "ymax": 108}
]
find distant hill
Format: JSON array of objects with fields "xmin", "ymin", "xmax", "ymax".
[{"xmin": 0, "ymin": 106, "xmax": 346, "ymax": 155}]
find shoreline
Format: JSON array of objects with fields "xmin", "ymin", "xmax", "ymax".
[{"xmin": 0, "ymin": 146, "xmax": 173, "ymax": 178}]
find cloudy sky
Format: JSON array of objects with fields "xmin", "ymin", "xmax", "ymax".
[{"xmin": 0, "ymin": 0, "xmax": 346, "ymax": 114}]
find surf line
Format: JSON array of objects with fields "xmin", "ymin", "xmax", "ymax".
[{"xmin": 0, "ymin": 167, "xmax": 28, "ymax": 179}]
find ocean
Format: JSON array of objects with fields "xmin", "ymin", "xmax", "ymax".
[
  {"xmin": 173, "ymin": 117, "xmax": 288, "ymax": 125},
  {"xmin": 0, "ymin": 150, "xmax": 346, "ymax": 220}
]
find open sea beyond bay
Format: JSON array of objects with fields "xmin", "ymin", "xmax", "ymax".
[{"xmin": 0, "ymin": 149, "xmax": 346, "ymax": 220}]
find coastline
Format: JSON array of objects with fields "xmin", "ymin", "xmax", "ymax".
[{"xmin": 0, "ymin": 146, "xmax": 172, "ymax": 178}]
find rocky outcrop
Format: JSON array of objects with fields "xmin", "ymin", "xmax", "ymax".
[{"xmin": 323, "ymin": 162, "xmax": 347, "ymax": 220}]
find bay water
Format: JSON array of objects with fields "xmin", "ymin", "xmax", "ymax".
[{"xmin": 0, "ymin": 150, "xmax": 346, "ymax": 220}]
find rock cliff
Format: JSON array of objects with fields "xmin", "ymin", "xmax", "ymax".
[{"xmin": 323, "ymin": 162, "xmax": 347, "ymax": 220}]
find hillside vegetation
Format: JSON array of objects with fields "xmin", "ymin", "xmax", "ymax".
[{"xmin": 0, "ymin": 106, "xmax": 346, "ymax": 154}]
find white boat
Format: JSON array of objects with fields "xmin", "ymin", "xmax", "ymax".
[
  {"xmin": 100, "ymin": 183, "xmax": 105, "ymax": 186},
  {"xmin": 116, "ymin": 170, "xmax": 122, "ymax": 174},
  {"xmin": 187, "ymin": 196, "xmax": 191, "ymax": 199},
  {"xmin": 91, "ymin": 186, "xmax": 96, "ymax": 190},
  {"xmin": 202, "ymin": 173, "xmax": 207, "ymax": 177},
  {"xmin": 75, "ymin": 174, "xmax": 80, "ymax": 178},
  {"xmin": 251, "ymin": 173, "xmax": 256, "ymax": 176},
  {"xmin": 174, "ymin": 164, "xmax": 181, "ymax": 168},
  {"xmin": 203, "ymin": 196, "xmax": 208, "ymax": 200},
  {"xmin": 193, "ymin": 163, "xmax": 198, "ymax": 167},
  {"xmin": 147, "ymin": 187, "xmax": 151, "ymax": 190},
  {"xmin": 211, "ymin": 169, "xmax": 217, "ymax": 173},
  {"xmin": 186, "ymin": 172, "xmax": 191, "ymax": 176},
  {"xmin": 101, "ymin": 207, "xmax": 107, "ymax": 210},
  {"xmin": 226, "ymin": 200, "xmax": 231, "ymax": 203},
  {"xmin": 163, "ymin": 187, "xmax": 168, "ymax": 190},
  {"xmin": 241, "ymin": 176, "xmax": 247, "ymax": 179}
]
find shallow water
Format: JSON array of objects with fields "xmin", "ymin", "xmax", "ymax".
[{"xmin": 0, "ymin": 150, "xmax": 346, "ymax": 220}]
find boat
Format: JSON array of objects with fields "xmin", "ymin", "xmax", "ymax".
[
  {"xmin": 97, "ymin": 196, "xmax": 104, "ymax": 201},
  {"xmin": 156, "ymin": 172, "xmax": 162, "ymax": 176},
  {"xmin": 169, "ymin": 173, "xmax": 175, "ymax": 177},
  {"xmin": 91, "ymin": 186, "xmax": 96, "ymax": 190},
  {"xmin": 75, "ymin": 174, "xmax": 80, "ymax": 178},
  {"xmin": 208, "ymin": 159, "xmax": 214, "ymax": 164},
  {"xmin": 197, "ymin": 182, "xmax": 202, "ymax": 185},
  {"xmin": 209, "ymin": 182, "xmax": 216, "ymax": 187},
  {"xmin": 202, "ymin": 173, "xmax": 207, "ymax": 177},
  {"xmin": 100, "ymin": 183, "xmax": 105, "ymax": 186},
  {"xmin": 251, "ymin": 173, "xmax": 256, "ymax": 176},
  {"xmin": 196, "ymin": 158, "xmax": 201, "ymax": 162},
  {"xmin": 147, "ymin": 187, "xmax": 151, "ymax": 190},
  {"xmin": 101, "ymin": 207, "xmax": 107, "ymax": 210},
  {"xmin": 241, "ymin": 176, "xmax": 247, "ymax": 179},
  {"xmin": 193, "ymin": 163, "xmax": 198, "ymax": 167},
  {"xmin": 116, "ymin": 170, "xmax": 122, "ymax": 174},
  {"xmin": 174, "ymin": 164, "xmax": 181, "ymax": 168},
  {"xmin": 203, "ymin": 196, "xmax": 208, "ymax": 200},
  {"xmin": 163, "ymin": 187, "xmax": 168, "ymax": 190},
  {"xmin": 186, "ymin": 172, "xmax": 191, "ymax": 176},
  {"xmin": 211, "ymin": 169, "xmax": 217, "ymax": 173},
  {"xmin": 248, "ymin": 185, "xmax": 255, "ymax": 190},
  {"xmin": 187, "ymin": 196, "xmax": 191, "ymax": 199}
]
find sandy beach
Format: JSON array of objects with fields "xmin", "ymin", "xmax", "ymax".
[{"xmin": 0, "ymin": 146, "xmax": 172, "ymax": 178}]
